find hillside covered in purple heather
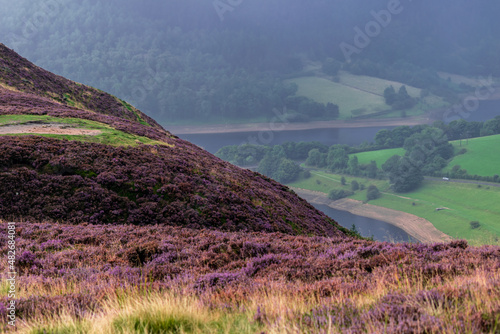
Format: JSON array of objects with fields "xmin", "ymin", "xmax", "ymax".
[
  {"xmin": 0, "ymin": 45, "xmax": 499, "ymax": 333},
  {"xmin": 0, "ymin": 44, "xmax": 345, "ymax": 238}
]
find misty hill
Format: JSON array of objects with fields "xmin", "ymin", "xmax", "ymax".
[
  {"xmin": 0, "ymin": 44, "xmax": 345, "ymax": 237},
  {"xmin": 1, "ymin": 0, "xmax": 498, "ymax": 123}
]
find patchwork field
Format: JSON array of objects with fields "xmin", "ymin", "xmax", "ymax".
[{"xmin": 444, "ymin": 134, "xmax": 500, "ymax": 177}]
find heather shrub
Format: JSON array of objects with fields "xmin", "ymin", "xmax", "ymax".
[{"xmin": 0, "ymin": 137, "xmax": 343, "ymax": 237}]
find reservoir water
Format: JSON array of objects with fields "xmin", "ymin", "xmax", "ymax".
[
  {"xmin": 178, "ymin": 126, "xmax": 391, "ymax": 155},
  {"xmin": 176, "ymin": 99, "xmax": 500, "ymax": 154},
  {"xmin": 312, "ymin": 204, "xmax": 418, "ymax": 243}
]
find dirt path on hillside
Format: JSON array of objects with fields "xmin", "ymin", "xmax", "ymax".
[
  {"xmin": 168, "ymin": 117, "xmax": 430, "ymax": 135},
  {"xmin": 292, "ymin": 187, "xmax": 452, "ymax": 244},
  {"xmin": 0, "ymin": 123, "xmax": 102, "ymax": 136}
]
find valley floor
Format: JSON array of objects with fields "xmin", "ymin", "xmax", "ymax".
[{"xmin": 292, "ymin": 187, "xmax": 452, "ymax": 244}]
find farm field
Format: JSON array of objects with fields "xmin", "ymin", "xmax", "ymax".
[
  {"xmin": 284, "ymin": 76, "xmax": 387, "ymax": 118},
  {"xmin": 285, "ymin": 73, "xmax": 447, "ymax": 119},
  {"xmin": 444, "ymin": 134, "xmax": 500, "ymax": 177},
  {"xmin": 287, "ymin": 171, "xmax": 500, "ymax": 245},
  {"xmin": 339, "ymin": 72, "xmax": 421, "ymax": 96},
  {"xmin": 350, "ymin": 147, "xmax": 405, "ymax": 166}
]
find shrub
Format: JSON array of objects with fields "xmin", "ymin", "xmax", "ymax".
[
  {"xmin": 328, "ymin": 189, "xmax": 354, "ymax": 200},
  {"xmin": 470, "ymin": 221, "xmax": 481, "ymax": 229},
  {"xmin": 351, "ymin": 180, "xmax": 359, "ymax": 191},
  {"xmin": 366, "ymin": 185, "xmax": 381, "ymax": 201}
]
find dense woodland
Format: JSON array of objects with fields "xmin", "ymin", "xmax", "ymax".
[{"xmin": 1, "ymin": 0, "xmax": 499, "ymax": 123}]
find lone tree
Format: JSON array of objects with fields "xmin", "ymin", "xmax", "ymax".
[
  {"xmin": 382, "ymin": 155, "xmax": 423, "ymax": 193},
  {"xmin": 366, "ymin": 185, "xmax": 381, "ymax": 201}
]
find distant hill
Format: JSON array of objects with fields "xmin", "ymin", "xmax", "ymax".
[{"xmin": 0, "ymin": 44, "xmax": 345, "ymax": 237}]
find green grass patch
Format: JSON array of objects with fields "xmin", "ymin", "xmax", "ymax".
[
  {"xmin": 444, "ymin": 135, "xmax": 500, "ymax": 177},
  {"xmin": 0, "ymin": 280, "xmax": 10, "ymax": 297},
  {"xmin": 63, "ymin": 93, "xmax": 76, "ymax": 107},
  {"xmin": 285, "ymin": 76, "xmax": 387, "ymax": 119},
  {"xmin": 350, "ymin": 148, "xmax": 405, "ymax": 166},
  {"xmin": 112, "ymin": 313, "xmax": 199, "ymax": 333},
  {"xmin": 339, "ymin": 72, "xmax": 422, "ymax": 97},
  {"xmin": 119, "ymin": 99, "xmax": 151, "ymax": 127},
  {"xmin": 28, "ymin": 321, "xmax": 90, "ymax": 334},
  {"xmin": 0, "ymin": 115, "xmax": 169, "ymax": 147}
]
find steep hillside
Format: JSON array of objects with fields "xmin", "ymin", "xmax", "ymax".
[{"xmin": 0, "ymin": 44, "xmax": 345, "ymax": 237}]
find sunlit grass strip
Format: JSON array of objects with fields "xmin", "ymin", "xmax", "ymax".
[
  {"xmin": 21, "ymin": 289, "xmax": 264, "ymax": 334},
  {"xmin": 0, "ymin": 115, "xmax": 171, "ymax": 147}
]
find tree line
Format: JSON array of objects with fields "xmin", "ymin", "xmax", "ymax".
[{"xmin": 217, "ymin": 116, "xmax": 500, "ymax": 192}]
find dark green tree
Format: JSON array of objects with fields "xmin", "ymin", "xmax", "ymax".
[
  {"xmin": 366, "ymin": 185, "xmax": 381, "ymax": 201},
  {"xmin": 274, "ymin": 159, "xmax": 301, "ymax": 183},
  {"xmin": 382, "ymin": 155, "xmax": 424, "ymax": 192},
  {"xmin": 327, "ymin": 146, "xmax": 349, "ymax": 171},
  {"xmin": 367, "ymin": 160, "xmax": 378, "ymax": 179},
  {"xmin": 348, "ymin": 155, "xmax": 360, "ymax": 176},
  {"xmin": 305, "ymin": 148, "xmax": 327, "ymax": 167}
]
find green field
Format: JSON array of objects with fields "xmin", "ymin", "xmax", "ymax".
[
  {"xmin": 350, "ymin": 148, "xmax": 405, "ymax": 166},
  {"xmin": 444, "ymin": 135, "xmax": 500, "ymax": 176},
  {"xmin": 284, "ymin": 73, "xmax": 447, "ymax": 119},
  {"xmin": 287, "ymin": 171, "xmax": 500, "ymax": 246},
  {"xmin": 339, "ymin": 72, "xmax": 422, "ymax": 96},
  {"xmin": 284, "ymin": 76, "xmax": 387, "ymax": 118},
  {"xmin": 0, "ymin": 115, "xmax": 169, "ymax": 147}
]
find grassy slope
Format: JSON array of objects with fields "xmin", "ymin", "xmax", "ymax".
[
  {"xmin": 0, "ymin": 115, "xmax": 168, "ymax": 147},
  {"xmin": 444, "ymin": 134, "xmax": 500, "ymax": 176},
  {"xmin": 285, "ymin": 73, "xmax": 447, "ymax": 119},
  {"xmin": 287, "ymin": 171, "xmax": 500, "ymax": 245}
]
